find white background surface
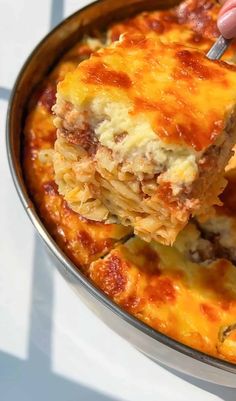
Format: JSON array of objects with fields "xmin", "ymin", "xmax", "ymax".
[{"xmin": 0, "ymin": 1, "xmax": 236, "ymax": 400}]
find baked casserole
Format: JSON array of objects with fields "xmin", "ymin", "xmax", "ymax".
[{"xmin": 23, "ymin": 0, "xmax": 236, "ymax": 363}]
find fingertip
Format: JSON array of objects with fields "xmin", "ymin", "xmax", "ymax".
[
  {"xmin": 218, "ymin": 0, "xmax": 236, "ymax": 16},
  {"xmin": 218, "ymin": 8, "xmax": 236, "ymax": 39}
]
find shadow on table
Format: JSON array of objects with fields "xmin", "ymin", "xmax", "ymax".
[
  {"xmin": 0, "ymin": 86, "xmax": 11, "ymax": 101},
  {"xmin": 1, "ymin": 1, "xmax": 120, "ymax": 399},
  {"xmin": 50, "ymin": 0, "xmax": 64, "ymax": 29},
  {"xmin": 162, "ymin": 365, "xmax": 236, "ymax": 401},
  {"xmin": 0, "ymin": 349, "xmax": 120, "ymax": 401},
  {"xmin": 0, "ymin": 238, "xmax": 120, "ymax": 401}
]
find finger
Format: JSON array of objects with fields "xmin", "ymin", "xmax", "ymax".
[
  {"xmin": 218, "ymin": 6, "xmax": 236, "ymax": 38},
  {"xmin": 219, "ymin": 0, "xmax": 236, "ymax": 16}
]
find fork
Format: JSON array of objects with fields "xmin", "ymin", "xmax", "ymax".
[{"xmin": 206, "ymin": 35, "xmax": 233, "ymax": 60}]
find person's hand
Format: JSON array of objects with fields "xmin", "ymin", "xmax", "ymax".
[{"xmin": 217, "ymin": 0, "xmax": 236, "ymax": 39}]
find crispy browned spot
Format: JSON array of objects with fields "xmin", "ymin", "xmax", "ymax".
[
  {"xmin": 121, "ymin": 295, "xmax": 143, "ymax": 312},
  {"xmin": 134, "ymin": 97, "xmax": 160, "ymax": 112},
  {"xmin": 200, "ymin": 303, "xmax": 219, "ymax": 322},
  {"xmin": 217, "ymin": 60, "xmax": 236, "ymax": 73},
  {"xmin": 120, "ymin": 34, "xmax": 149, "ymax": 49},
  {"xmin": 146, "ymin": 18, "xmax": 165, "ymax": 33},
  {"xmin": 93, "ymin": 255, "xmax": 127, "ymax": 297},
  {"xmin": 176, "ymin": 50, "xmax": 231, "ymax": 84},
  {"xmin": 176, "ymin": 50, "xmax": 212, "ymax": 80},
  {"xmin": 77, "ymin": 230, "xmax": 113, "ymax": 256},
  {"xmin": 84, "ymin": 62, "xmax": 132, "ymax": 88},
  {"xmin": 146, "ymin": 277, "xmax": 177, "ymax": 303},
  {"xmin": 43, "ymin": 181, "xmax": 59, "ymax": 195},
  {"xmin": 137, "ymin": 245, "xmax": 161, "ymax": 273},
  {"xmin": 188, "ymin": 32, "xmax": 207, "ymax": 44}
]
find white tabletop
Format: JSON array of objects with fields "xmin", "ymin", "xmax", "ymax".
[{"xmin": 0, "ymin": 1, "xmax": 235, "ymax": 400}]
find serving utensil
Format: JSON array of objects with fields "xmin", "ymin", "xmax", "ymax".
[{"xmin": 207, "ymin": 35, "xmax": 232, "ymax": 60}]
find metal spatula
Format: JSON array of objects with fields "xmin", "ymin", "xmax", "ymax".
[{"xmin": 207, "ymin": 35, "xmax": 232, "ymax": 60}]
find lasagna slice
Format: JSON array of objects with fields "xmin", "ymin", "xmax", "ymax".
[{"xmin": 53, "ymin": 35, "xmax": 236, "ymax": 245}]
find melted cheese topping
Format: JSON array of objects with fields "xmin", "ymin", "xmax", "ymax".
[
  {"xmin": 108, "ymin": 0, "xmax": 236, "ymax": 62},
  {"xmin": 58, "ymin": 36, "xmax": 236, "ymax": 152},
  {"xmin": 90, "ymin": 236, "xmax": 236, "ymax": 362},
  {"xmin": 109, "ymin": 1, "xmax": 218, "ymax": 40}
]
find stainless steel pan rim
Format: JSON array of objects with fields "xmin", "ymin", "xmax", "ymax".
[{"xmin": 6, "ymin": 0, "xmax": 236, "ymax": 376}]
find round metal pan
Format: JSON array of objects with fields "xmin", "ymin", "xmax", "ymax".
[{"xmin": 6, "ymin": 0, "xmax": 236, "ymax": 386}]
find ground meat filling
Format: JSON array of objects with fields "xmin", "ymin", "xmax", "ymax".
[
  {"xmin": 60, "ymin": 125, "xmax": 98, "ymax": 154},
  {"xmin": 189, "ymin": 221, "xmax": 236, "ymax": 265},
  {"xmin": 54, "ymin": 101, "xmax": 98, "ymax": 154}
]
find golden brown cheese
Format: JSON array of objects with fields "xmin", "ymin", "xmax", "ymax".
[
  {"xmin": 57, "ymin": 36, "xmax": 236, "ymax": 151},
  {"xmin": 89, "ymin": 237, "xmax": 236, "ymax": 362},
  {"xmin": 108, "ymin": 0, "xmax": 236, "ymax": 61},
  {"xmin": 108, "ymin": 4, "xmax": 215, "ymax": 46},
  {"xmin": 22, "ymin": 0, "xmax": 236, "ymax": 364}
]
